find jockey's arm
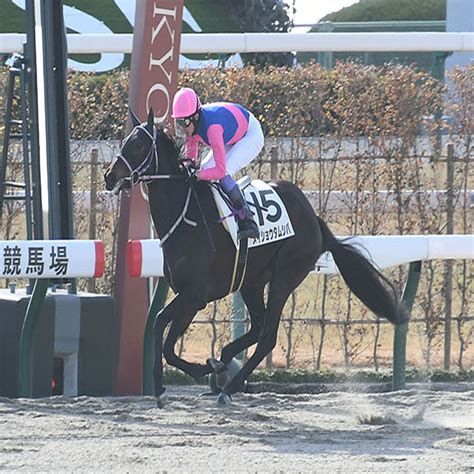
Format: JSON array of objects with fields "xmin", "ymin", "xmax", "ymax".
[
  {"xmin": 185, "ymin": 135, "xmax": 199, "ymax": 163},
  {"xmin": 198, "ymin": 124, "xmax": 227, "ymax": 181}
]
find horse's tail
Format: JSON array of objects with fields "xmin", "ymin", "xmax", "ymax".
[{"xmin": 318, "ymin": 216, "xmax": 409, "ymax": 325}]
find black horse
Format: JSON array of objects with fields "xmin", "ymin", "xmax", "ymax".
[{"xmin": 105, "ymin": 108, "xmax": 409, "ymax": 407}]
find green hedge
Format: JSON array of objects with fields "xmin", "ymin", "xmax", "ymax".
[
  {"xmin": 3, "ymin": 62, "xmax": 472, "ymax": 142},
  {"xmin": 162, "ymin": 367, "xmax": 474, "ymax": 385},
  {"xmin": 322, "ymin": 0, "xmax": 446, "ymax": 22},
  {"xmin": 60, "ymin": 62, "xmax": 447, "ymax": 140}
]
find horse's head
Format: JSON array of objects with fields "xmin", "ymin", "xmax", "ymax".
[{"xmin": 104, "ymin": 107, "xmax": 182, "ymax": 192}]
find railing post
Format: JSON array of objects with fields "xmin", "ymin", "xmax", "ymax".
[
  {"xmin": 270, "ymin": 146, "xmax": 278, "ymax": 181},
  {"xmin": 142, "ymin": 278, "xmax": 169, "ymax": 395},
  {"xmin": 231, "ymin": 292, "xmax": 247, "ymax": 361},
  {"xmin": 392, "ymin": 261, "xmax": 422, "ymax": 391},
  {"xmin": 265, "ymin": 148, "xmax": 279, "ymax": 369},
  {"xmin": 19, "ymin": 278, "xmax": 50, "ymax": 397},
  {"xmin": 444, "ymin": 143, "xmax": 454, "ymax": 369}
]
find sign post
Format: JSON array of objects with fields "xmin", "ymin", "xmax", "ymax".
[
  {"xmin": 19, "ymin": 278, "xmax": 50, "ymax": 397},
  {"xmin": 113, "ymin": 0, "xmax": 184, "ymax": 395}
]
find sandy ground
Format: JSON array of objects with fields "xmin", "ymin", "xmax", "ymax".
[{"xmin": 0, "ymin": 385, "xmax": 473, "ymax": 473}]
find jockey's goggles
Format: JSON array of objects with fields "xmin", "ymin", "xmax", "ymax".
[{"xmin": 175, "ymin": 117, "xmax": 193, "ymax": 128}]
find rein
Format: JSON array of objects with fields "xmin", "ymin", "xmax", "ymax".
[{"xmin": 159, "ymin": 186, "xmax": 197, "ymax": 247}]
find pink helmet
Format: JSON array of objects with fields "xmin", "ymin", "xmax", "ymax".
[{"xmin": 172, "ymin": 87, "xmax": 201, "ymax": 118}]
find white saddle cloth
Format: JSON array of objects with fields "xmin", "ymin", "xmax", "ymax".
[{"xmin": 211, "ymin": 178, "xmax": 295, "ymax": 248}]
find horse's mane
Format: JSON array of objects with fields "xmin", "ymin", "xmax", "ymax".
[
  {"xmin": 156, "ymin": 127, "xmax": 185, "ymax": 162},
  {"xmin": 155, "ymin": 126, "xmax": 210, "ymax": 193}
]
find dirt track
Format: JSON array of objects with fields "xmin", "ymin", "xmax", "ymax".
[{"xmin": 0, "ymin": 385, "xmax": 473, "ymax": 472}]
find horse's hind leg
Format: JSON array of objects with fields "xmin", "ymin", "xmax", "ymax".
[
  {"xmin": 206, "ymin": 284, "xmax": 265, "ymax": 390},
  {"xmin": 220, "ymin": 252, "xmax": 314, "ymax": 402},
  {"xmin": 218, "ymin": 284, "xmax": 265, "ymax": 366}
]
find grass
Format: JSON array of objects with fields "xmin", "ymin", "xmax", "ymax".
[
  {"xmin": 3, "ymin": 197, "xmax": 472, "ymax": 371},
  {"xmin": 357, "ymin": 414, "xmax": 397, "ymax": 425}
]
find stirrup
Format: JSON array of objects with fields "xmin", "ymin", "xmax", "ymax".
[{"xmin": 238, "ymin": 221, "xmax": 259, "ymax": 240}]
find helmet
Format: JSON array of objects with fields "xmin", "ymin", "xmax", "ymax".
[{"xmin": 172, "ymin": 87, "xmax": 201, "ymax": 118}]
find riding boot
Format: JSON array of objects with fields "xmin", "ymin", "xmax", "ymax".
[{"xmin": 225, "ymin": 185, "xmax": 260, "ymax": 240}]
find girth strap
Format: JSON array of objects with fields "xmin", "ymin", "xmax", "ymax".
[{"xmin": 229, "ymin": 237, "xmax": 249, "ymax": 294}]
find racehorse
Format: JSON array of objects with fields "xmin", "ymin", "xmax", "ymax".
[{"xmin": 104, "ymin": 108, "xmax": 409, "ymax": 408}]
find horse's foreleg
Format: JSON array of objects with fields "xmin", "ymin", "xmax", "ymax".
[
  {"xmin": 162, "ymin": 305, "xmax": 212, "ymax": 381},
  {"xmin": 219, "ymin": 288, "xmax": 287, "ymax": 401},
  {"xmin": 153, "ymin": 293, "xmax": 206, "ymax": 406},
  {"xmin": 204, "ymin": 286, "xmax": 265, "ymax": 392},
  {"xmin": 153, "ymin": 295, "xmax": 181, "ymax": 403}
]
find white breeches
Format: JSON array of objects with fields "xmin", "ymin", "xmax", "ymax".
[{"xmin": 200, "ymin": 112, "xmax": 264, "ymax": 177}]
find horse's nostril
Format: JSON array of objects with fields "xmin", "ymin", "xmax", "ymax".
[{"xmin": 104, "ymin": 172, "xmax": 116, "ymax": 191}]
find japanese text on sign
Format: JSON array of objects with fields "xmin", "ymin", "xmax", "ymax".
[{"xmin": 2, "ymin": 245, "xmax": 69, "ymax": 277}]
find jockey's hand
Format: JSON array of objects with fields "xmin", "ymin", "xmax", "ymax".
[
  {"xmin": 181, "ymin": 159, "xmax": 198, "ymax": 170},
  {"xmin": 185, "ymin": 164, "xmax": 199, "ymax": 183}
]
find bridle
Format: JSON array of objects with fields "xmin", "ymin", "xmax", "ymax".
[
  {"xmin": 113, "ymin": 124, "xmax": 215, "ymax": 251},
  {"xmin": 115, "ymin": 124, "xmax": 184, "ymax": 185}
]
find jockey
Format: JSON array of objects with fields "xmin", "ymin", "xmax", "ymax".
[{"xmin": 172, "ymin": 87, "xmax": 263, "ymax": 240}]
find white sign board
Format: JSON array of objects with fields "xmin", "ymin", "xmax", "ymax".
[{"xmin": 0, "ymin": 240, "xmax": 104, "ymax": 278}]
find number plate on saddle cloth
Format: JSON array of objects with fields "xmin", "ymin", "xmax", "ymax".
[{"xmin": 211, "ymin": 179, "xmax": 295, "ymax": 249}]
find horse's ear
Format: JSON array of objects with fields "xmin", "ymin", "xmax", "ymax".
[
  {"xmin": 129, "ymin": 108, "xmax": 141, "ymax": 128},
  {"xmin": 146, "ymin": 107, "xmax": 154, "ymax": 132}
]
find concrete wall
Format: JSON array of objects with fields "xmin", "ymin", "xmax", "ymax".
[{"xmin": 0, "ymin": 289, "xmax": 115, "ymax": 398}]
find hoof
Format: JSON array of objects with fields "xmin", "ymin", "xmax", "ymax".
[
  {"xmin": 155, "ymin": 391, "xmax": 168, "ymax": 409},
  {"xmin": 217, "ymin": 392, "xmax": 232, "ymax": 407}
]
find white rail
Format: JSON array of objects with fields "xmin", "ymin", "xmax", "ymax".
[
  {"xmin": 127, "ymin": 235, "xmax": 474, "ymax": 278},
  {"xmin": 1, "ymin": 32, "xmax": 473, "ymax": 54},
  {"xmin": 315, "ymin": 234, "xmax": 474, "ymax": 273}
]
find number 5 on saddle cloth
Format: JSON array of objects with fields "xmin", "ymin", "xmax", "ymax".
[{"xmin": 212, "ymin": 177, "xmax": 295, "ymax": 293}]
